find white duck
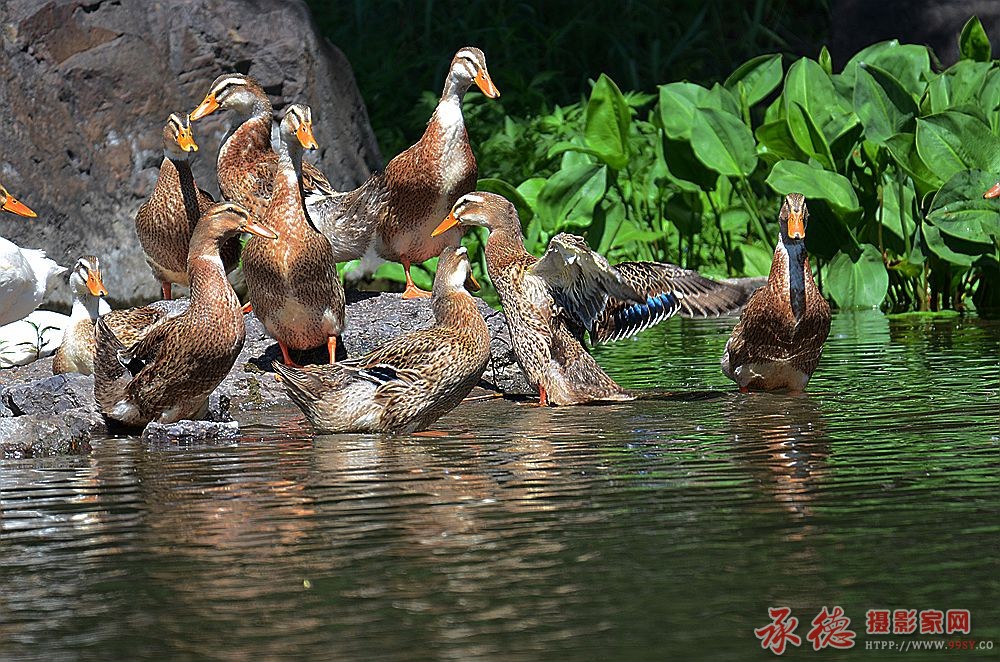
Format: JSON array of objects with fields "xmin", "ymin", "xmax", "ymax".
[
  {"xmin": 53, "ymin": 255, "xmax": 110, "ymax": 374},
  {"xmin": 1, "ymin": 183, "xmax": 66, "ymax": 326},
  {"xmin": 0, "ymin": 310, "xmax": 69, "ymax": 368}
]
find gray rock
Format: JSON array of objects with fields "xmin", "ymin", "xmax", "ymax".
[
  {"xmin": 0, "ymin": 412, "xmax": 93, "ymax": 458},
  {"xmin": 1, "ymin": 373, "xmax": 96, "ymax": 417},
  {"xmin": 141, "ymin": 420, "xmax": 240, "ymax": 444},
  {"xmin": 0, "ymin": 0, "xmax": 381, "ymax": 310}
]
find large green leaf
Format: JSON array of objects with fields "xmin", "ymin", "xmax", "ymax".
[
  {"xmin": 915, "ymin": 111, "xmax": 1000, "ymax": 183},
  {"xmin": 737, "ymin": 243, "xmax": 775, "ymax": 278},
  {"xmin": 842, "ymin": 41, "xmax": 931, "ymax": 93},
  {"xmin": 662, "ymin": 136, "xmax": 718, "ymax": 191},
  {"xmin": 783, "ymin": 57, "xmax": 848, "ymax": 148},
  {"xmin": 657, "ymin": 82, "xmax": 712, "ymax": 140},
  {"xmin": 946, "ymin": 60, "xmax": 992, "ymax": 109},
  {"xmin": 825, "ymin": 245, "xmax": 889, "ymax": 309},
  {"xmin": 853, "ymin": 63, "xmax": 918, "ymax": 143},
  {"xmin": 979, "ymin": 68, "xmax": 1000, "ymax": 135},
  {"xmin": 787, "ymin": 101, "xmax": 835, "ymax": 169},
  {"xmin": 755, "ymin": 120, "xmax": 809, "ymax": 164},
  {"xmin": 689, "ymin": 107, "xmax": 757, "ymax": 177},
  {"xmin": 584, "ymin": 74, "xmax": 631, "ymax": 170},
  {"xmin": 477, "ymin": 178, "xmax": 534, "ymax": 224},
  {"xmin": 884, "ymin": 132, "xmax": 944, "ymax": 195},
  {"xmin": 536, "ymin": 163, "xmax": 607, "ymax": 231},
  {"xmin": 922, "ymin": 220, "xmax": 994, "ymax": 267},
  {"xmin": 724, "ymin": 53, "xmax": 783, "ymax": 108},
  {"xmin": 959, "ymin": 16, "xmax": 992, "ymax": 62},
  {"xmin": 765, "ymin": 160, "xmax": 860, "ymax": 215},
  {"xmin": 927, "ymin": 169, "xmax": 1000, "ymax": 242}
]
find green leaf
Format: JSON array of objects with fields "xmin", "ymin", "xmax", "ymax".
[
  {"xmin": 662, "ymin": 136, "xmax": 718, "ymax": 191},
  {"xmin": 689, "ymin": 107, "xmax": 757, "ymax": 177},
  {"xmin": 825, "ymin": 245, "xmax": 889, "ymax": 309},
  {"xmin": 477, "ymin": 178, "xmax": 534, "ymax": 224},
  {"xmin": 927, "ymin": 168, "xmax": 1000, "ymax": 242},
  {"xmin": 724, "ymin": 53, "xmax": 783, "ymax": 107},
  {"xmin": 819, "ymin": 46, "xmax": 833, "ymax": 76},
  {"xmin": 884, "ymin": 132, "xmax": 943, "ymax": 194},
  {"xmin": 842, "ymin": 41, "xmax": 931, "ymax": 93},
  {"xmin": 853, "ymin": 63, "xmax": 918, "ymax": 143},
  {"xmin": 755, "ymin": 120, "xmax": 809, "ymax": 164},
  {"xmin": 536, "ymin": 163, "xmax": 607, "ymax": 231},
  {"xmin": 765, "ymin": 160, "xmax": 861, "ymax": 214},
  {"xmin": 584, "ymin": 74, "xmax": 631, "ymax": 170},
  {"xmin": 922, "ymin": 219, "xmax": 994, "ymax": 267},
  {"xmin": 915, "ymin": 111, "xmax": 1000, "ymax": 183},
  {"xmin": 959, "ymin": 16, "xmax": 992, "ymax": 62},
  {"xmin": 787, "ymin": 101, "xmax": 835, "ymax": 169},
  {"xmin": 657, "ymin": 82, "xmax": 711, "ymax": 139},
  {"xmin": 783, "ymin": 57, "xmax": 848, "ymax": 140},
  {"xmin": 979, "ymin": 68, "xmax": 1000, "ymax": 134},
  {"xmin": 945, "ymin": 60, "xmax": 992, "ymax": 108},
  {"xmin": 737, "ymin": 243, "xmax": 775, "ymax": 278}
]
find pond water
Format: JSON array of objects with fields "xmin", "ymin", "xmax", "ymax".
[{"xmin": 1, "ymin": 312, "xmax": 998, "ymax": 660}]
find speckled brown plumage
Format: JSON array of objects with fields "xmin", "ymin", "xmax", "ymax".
[
  {"xmin": 273, "ymin": 246, "xmax": 491, "ymax": 433},
  {"xmin": 135, "ymin": 114, "xmax": 239, "ymax": 298},
  {"xmin": 721, "ymin": 193, "xmax": 831, "ymax": 391},
  {"xmin": 241, "ymin": 105, "xmax": 344, "ymax": 360},
  {"xmin": 190, "ymin": 74, "xmax": 331, "ymax": 221},
  {"xmin": 53, "ymin": 256, "xmax": 108, "ymax": 375},
  {"xmin": 95, "ymin": 203, "xmax": 275, "ymax": 428},
  {"xmin": 304, "ymin": 47, "xmax": 499, "ymax": 295}
]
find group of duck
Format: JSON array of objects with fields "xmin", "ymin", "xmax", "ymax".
[{"xmin": 0, "ymin": 46, "xmax": 836, "ymax": 435}]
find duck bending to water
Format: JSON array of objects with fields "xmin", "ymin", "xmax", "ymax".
[
  {"xmin": 432, "ymin": 192, "xmax": 749, "ymax": 406},
  {"xmin": 134, "ymin": 113, "xmax": 240, "ymax": 300},
  {"xmin": 721, "ymin": 193, "xmax": 831, "ymax": 392},
  {"xmin": 274, "ymin": 245, "xmax": 491, "ymax": 433},
  {"xmin": 52, "ymin": 256, "xmax": 110, "ymax": 375},
  {"xmin": 304, "ymin": 47, "xmax": 500, "ymax": 296},
  {"xmin": 94, "ymin": 203, "xmax": 277, "ymax": 428},
  {"xmin": 241, "ymin": 104, "xmax": 344, "ymax": 366},
  {"xmin": 1, "ymin": 183, "xmax": 66, "ymax": 326}
]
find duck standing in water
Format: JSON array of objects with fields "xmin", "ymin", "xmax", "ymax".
[
  {"xmin": 240, "ymin": 104, "xmax": 344, "ymax": 366},
  {"xmin": 1, "ymin": 183, "xmax": 66, "ymax": 326},
  {"xmin": 433, "ymin": 192, "xmax": 749, "ymax": 405},
  {"xmin": 274, "ymin": 246, "xmax": 490, "ymax": 433},
  {"xmin": 52, "ymin": 256, "xmax": 110, "ymax": 375},
  {"xmin": 94, "ymin": 203, "xmax": 277, "ymax": 428},
  {"xmin": 721, "ymin": 193, "xmax": 831, "ymax": 392},
  {"xmin": 305, "ymin": 47, "xmax": 500, "ymax": 295},
  {"xmin": 134, "ymin": 113, "xmax": 240, "ymax": 300}
]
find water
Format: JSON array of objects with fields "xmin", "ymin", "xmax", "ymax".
[{"xmin": 1, "ymin": 312, "xmax": 998, "ymax": 660}]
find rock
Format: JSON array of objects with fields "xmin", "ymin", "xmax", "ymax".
[
  {"xmin": 1, "ymin": 373, "xmax": 97, "ymax": 417},
  {"xmin": 0, "ymin": 412, "xmax": 94, "ymax": 458},
  {"xmin": 0, "ymin": 0, "xmax": 381, "ymax": 309},
  {"xmin": 141, "ymin": 420, "xmax": 240, "ymax": 444}
]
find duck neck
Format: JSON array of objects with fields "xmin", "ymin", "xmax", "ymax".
[
  {"xmin": 70, "ymin": 292, "xmax": 101, "ymax": 322},
  {"xmin": 166, "ymin": 155, "xmax": 202, "ymax": 224},
  {"xmin": 433, "ymin": 289, "xmax": 477, "ymax": 327},
  {"xmin": 778, "ymin": 237, "xmax": 808, "ymax": 321},
  {"xmin": 274, "ymin": 136, "xmax": 306, "ymax": 218},
  {"xmin": 187, "ymin": 235, "xmax": 239, "ymax": 313},
  {"xmin": 440, "ymin": 70, "xmax": 471, "ymax": 104}
]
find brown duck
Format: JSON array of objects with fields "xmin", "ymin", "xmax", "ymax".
[
  {"xmin": 188, "ymin": 73, "xmax": 331, "ymax": 220},
  {"xmin": 721, "ymin": 193, "xmax": 831, "ymax": 392},
  {"xmin": 52, "ymin": 256, "xmax": 109, "ymax": 375},
  {"xmin": 94, "ymin": 203, "xmax": 277, "ymax": 428},
  {"xmin": 241, "ymin": 104, "xmax": 344, "ymax": 366},
  {"xmin": 135, "ymin": 113, "xmax": 239, "ymax": 300},
  {"xmin": 305, "ymin": 47, "xmax": 499, "ymax": 296},
  {"xmin": 274, "ymin": 246, "xmax": 490, "ymax": 434},
  {"xmin": 433, "ymin": 192, "xmax": 749, "ymax": 405}
]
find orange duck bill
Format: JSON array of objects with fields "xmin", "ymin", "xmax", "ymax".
[
  {"xmin": 2, "ymin": 194, "xmax": 37, "ymax": 217},
  {"xmin": 984, "ymin": 182, "xmax": 1000, "ymax": 199},
  {"xmin": 86, "ymin": 269, "xmax": 109, "ymax": 297},
  {"xmin": 431, "ymin": 211, "xmax": 460, "ymax": 237},
  {"xmin": 244, "ymin": 222, "xmax": 279, "ymax": 240},
  {"xmin": 189, "ymin": 94, "xmax": 219, "ymax": 121},
  {"xmin": 474, "ymin": 70, "xmax": 500, "ymax": 99},
  {"xmin": 786, "ymin": 209, "xmax": 806, "ymax": 239}
]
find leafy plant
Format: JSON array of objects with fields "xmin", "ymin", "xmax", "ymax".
[{"xmin": 471, "ymin": 16, "xmax": 1000, "ymax": 313}]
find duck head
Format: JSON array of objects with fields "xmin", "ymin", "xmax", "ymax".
[
  {"xmin": 0, "ymin": 183, "xmax": 37, "ymax": 218},
  {"xmin": 190, "ymin": 73, "xmax": 271, "ymax": 121},
  {"xmin": 779, "ymin": 193, "xmax": 808, "ymax": 244},
  {"xmin": 163, "ymin": 113, "xmax": 199, "ymax": 159},
  {"xmin": 432, "ymin": 192, "xmax": 518, "ymax": 237},
  {"xmin": 69, "ymin": 255, "xmax": 109, "ymax": 299},
  {"xmin": 444, "ymin": 47, "xmax": 499, "ymax": 99},
  {"xmin": 196, "ymin": 202, "xmax": 279, "ymax": 246},
  {"xmin": 281, "ymin": 104, "xmax": 319, "ymax": 151},
  {"xmin": 434, "ymin": 245, "xmax": 480, "ymax": 297}
]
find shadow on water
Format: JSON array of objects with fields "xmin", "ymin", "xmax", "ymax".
[{"xmin": 1, "ymin": 312, "xmax": 998, "ymax": 660}]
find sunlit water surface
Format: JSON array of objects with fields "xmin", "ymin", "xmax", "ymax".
[{"xmin": 1, "ymin": 312, "xmax": 998, "ymax": 660}]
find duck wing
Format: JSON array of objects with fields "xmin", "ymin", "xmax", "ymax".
[
  {"xmin": 590, "ymin": 262, "xmax": 751, "ymax": 343},
  {"xmin": 528, "ymin": 233, "xmax": 645, "ymax": 334}
]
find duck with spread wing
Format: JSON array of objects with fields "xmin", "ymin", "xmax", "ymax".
[{"xmin": 432, "ymin": 192, "xmax": 749, "ymax": 405}]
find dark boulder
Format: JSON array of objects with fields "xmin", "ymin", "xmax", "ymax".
[{"xmin": 0, "ymin": 0, "xmax": 381, "ymax": 309}]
